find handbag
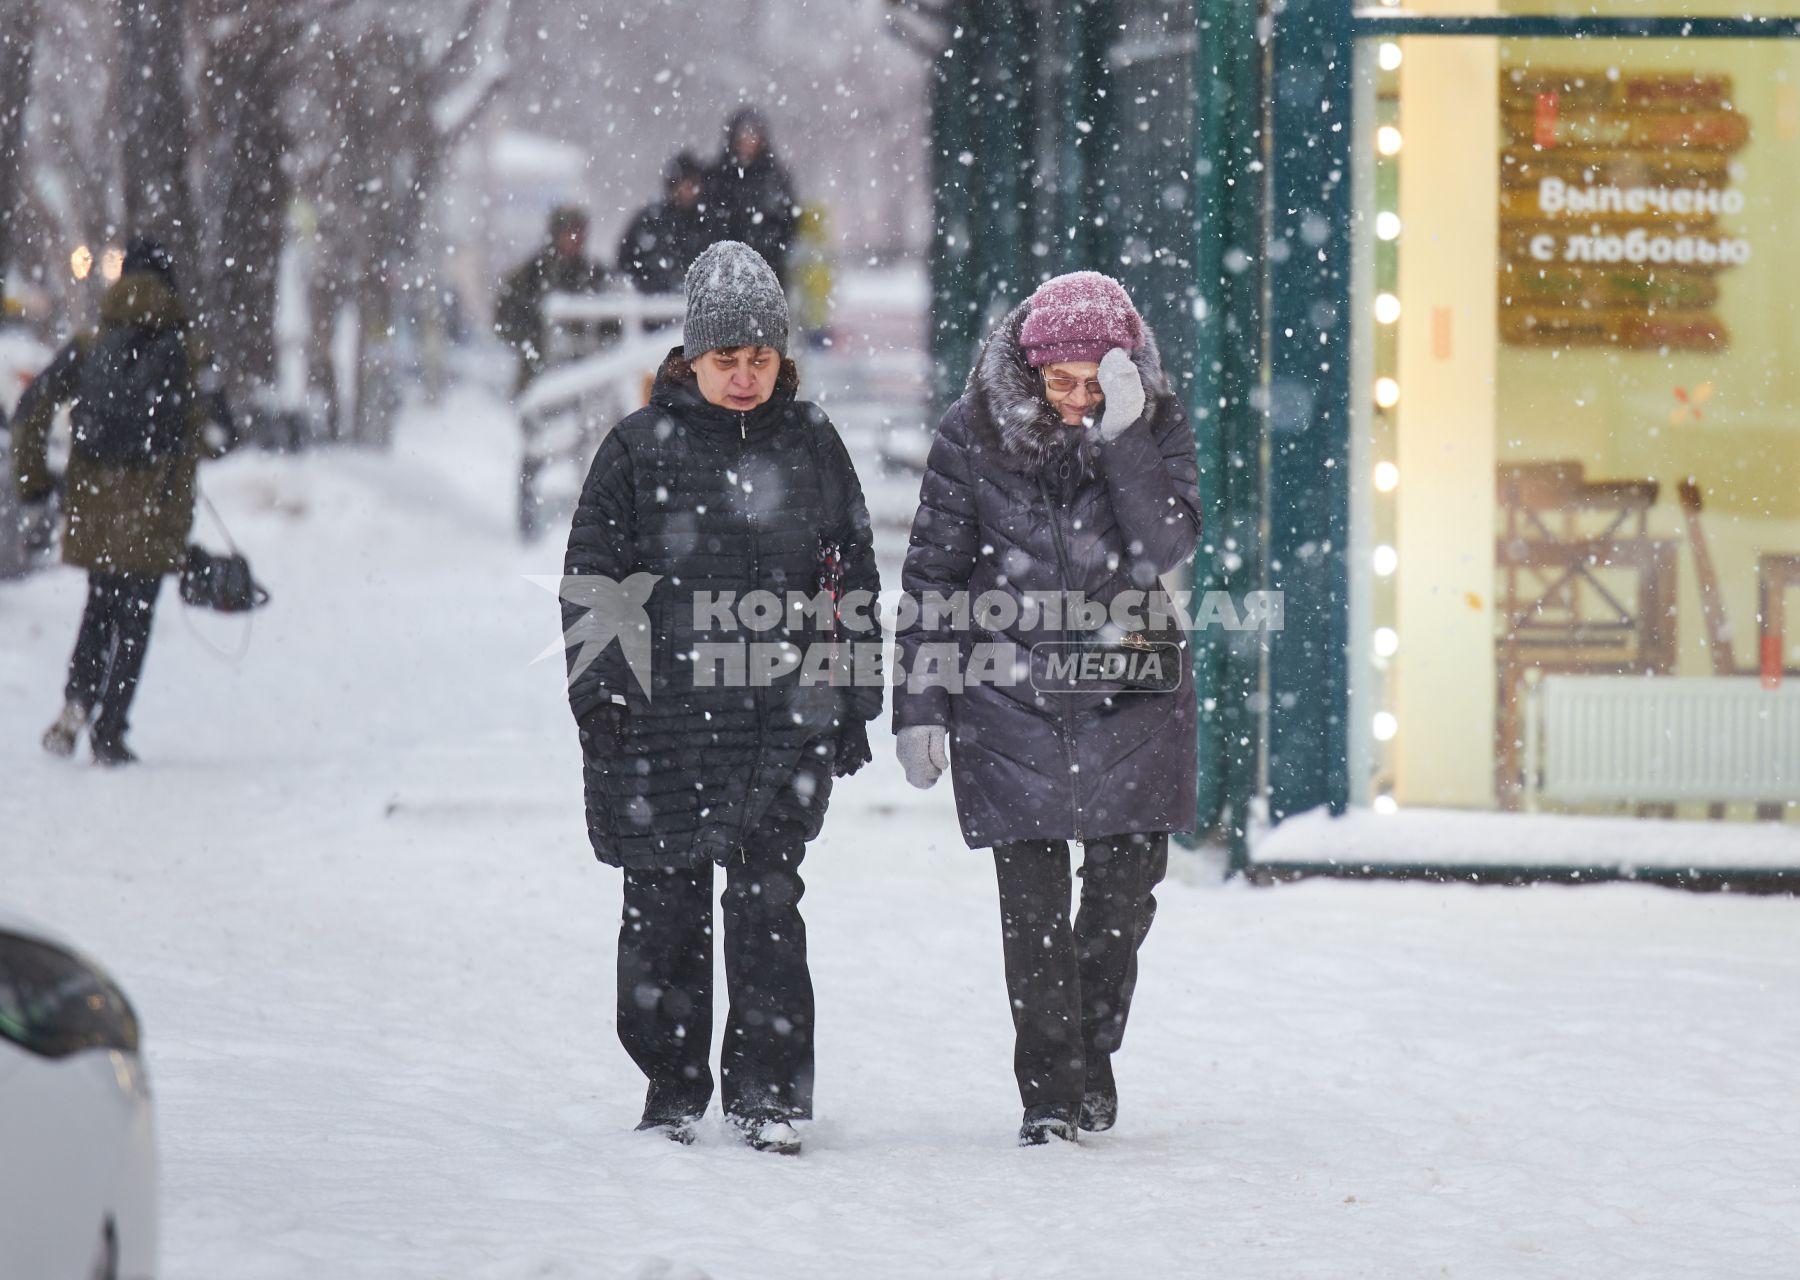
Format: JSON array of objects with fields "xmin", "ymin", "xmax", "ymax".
[
  {"xmin": 180, "ymin": 544, "xmax": 270, "ymax": 612},
  {"xmin": 1037, "ymin": 473, "xmax": 1183, "ymax": 693},
  {"xmin": 179, "ymin": 492, "xmax": 270, "ymax": 612}
]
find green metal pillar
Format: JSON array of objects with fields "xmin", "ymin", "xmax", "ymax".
[{"xmin": 1189, "ymin": 0, "xmax": 1269, "ymax": 853}]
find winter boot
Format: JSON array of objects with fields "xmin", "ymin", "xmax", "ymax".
[
  {"xmin": 1018, "ymin": 1102, "xmax": 1080, "ymax": 1147},
  {"xmin": 1080, "ymin": 1054, "xmax": 1118, "ymax": 1132},
  {"xmin": 90, "ymin": 733, "xmax": 140, "ymax": 768},
  {"xmin": 634, "ymin": 1114, "xmax": 700, "ymax": 1145},
  {"xmin": 731, "ymin": 1115, "xmax": 803, "ymax": 1156},
  {"xmin": 41, "ymin": 700, "xmax": 90, "ymax": 758},
  {"xmin": 637, "ymin": 1086, "xmax": 705, "ymax": 1145}
]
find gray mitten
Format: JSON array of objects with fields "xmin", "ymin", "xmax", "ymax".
[
  {"xmin": 897, "ymin": 725, "xmax": 949, "ymax": 790},
  {"xmin": 1096, "ymin": 347, "xmax": 1146, "ymax": 441}
]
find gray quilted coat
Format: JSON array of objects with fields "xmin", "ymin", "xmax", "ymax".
[{"xmin": 893, "ymin": 304, "xmax": 1201, "ymax": 848}]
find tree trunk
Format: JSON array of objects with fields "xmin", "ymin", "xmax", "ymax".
[
  {"xmin": 206, "ymin": 25, "xmax": 290, "ymax": 413},
  {"xmin": 116, "ymin": 0, "xmax": 201, "ymax": 295},
  {"xmin": 0, "ymin": 0, "xmax": 39, "ymax": 313}
]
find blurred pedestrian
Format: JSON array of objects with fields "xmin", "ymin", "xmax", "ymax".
[
  {"xmin": 563, "ymin": 241, "xmax": 881, "ymax": 1156},
  {"xmin": 617, "ymin": 152, "xmax": 708, "ymax": 297},
  {"xmin": 791, "ymin": 204, "xmax": 836, "ymax": 349},
  {"xmin": 11, "ymin": 237, "xmax": 237, "ymax": 765},
  {"xmin": 493, "ymin": 205, "xmax": 614, "ymax": 392},
  {"xmin": 495, "ymin": 205, "xmax": 618, "ymax": 538},
  {"xmin": 701, "ymin": 107, "xmax": 800, "ymax": 286},
  {"xmin": 892, "ymin": 271, "xmax": 1201, "ymax": 1146}
]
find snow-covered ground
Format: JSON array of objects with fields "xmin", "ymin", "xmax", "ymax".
[{"xmin": 3, "ymin": 387, "xmax": 1798, "ymax": 1278}]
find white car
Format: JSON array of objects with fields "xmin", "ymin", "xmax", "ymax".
[{"xmin": 0, "ymin": 909, "xmax": 158, "ymax": 1279}]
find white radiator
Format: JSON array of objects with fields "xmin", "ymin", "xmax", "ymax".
[{"xmin": 1525, "ymin": 676, "xmax": 1800, "ymax": 806}]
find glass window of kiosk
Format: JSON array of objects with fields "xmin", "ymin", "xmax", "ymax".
[{"xmin": 1350, "ymin": 31, "xmax": 1800, "ymax": 826}]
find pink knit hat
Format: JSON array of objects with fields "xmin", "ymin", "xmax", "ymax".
[{"xmin": 1018, "ymin": 271, "xmax": 1144, "ymax": 367}]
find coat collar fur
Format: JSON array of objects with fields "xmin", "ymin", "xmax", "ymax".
[{"xmin": 964, "ymin": 300, "xmax": 1172, "ymax": 480}]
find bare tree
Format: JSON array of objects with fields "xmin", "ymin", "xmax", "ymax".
[
  {"xmin": 289, "ymin": 0, "xmax": 509, "ymax": 445},
  {"xmin": 116, "ymin": 0, "xmax": 201, "ymax": 285},
  {"xmin": 195, "ymin": 5, "xmax": 312, "ymax": 414},
  {"xmin": 0, "ymin": 0, "xmax": 40, "ymax": 314}
]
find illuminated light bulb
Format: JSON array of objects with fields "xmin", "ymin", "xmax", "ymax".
[
  {"xmin": 1379, "ymin": 42, "xmax": 1403, "ymax": 71},
  {"xmin": 1374, "ymin": 627, "xmax": 1399, "ymax": 657},
  {"xmin": 1373, "ymin": 793, "xmax": 1400, "ymax": 814},
  {"xmin": 101, "ymin": 248, "xmax": 125, "ymax": 282},
  {"xmin": 1373, "ymin": 460, "xmax": 1400, "ymax": 492},
  {"xmin": 1373, "ymin": 544, "xmax": 1398, "ymax": 577},
  {"xmin": 1374, "ymin": 376, "xmax": 1401, "ymax": 408},
  {"xmin": 1373, "ymin": 711, "xmax": 1399, "ymax": 742},
  {"xmin": 1377, "ymin": 126, "xmax": 1403, "ymax": 156},
  {"xmin": 1376, "ymin": 211, "xmax": 1402, "ymax": 241},
  {"xmin": 70, "ymin": 245, "xmax": 93, "ymax": 281},
  {"xmin": 1375, "ymin": 292, "xmax": 1401, "ymax": 324}
]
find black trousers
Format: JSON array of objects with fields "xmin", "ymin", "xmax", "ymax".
[
  {"xmin": 991, "ymin": 833, "xmax": 1168, "ymax": 1109},
  {"xmin": 64, "ymin": 572, "xmax": 161, "ymax": 741},
  {"xmin": 617, "ymin": 813, "xmax": 815, "ymax": 1123}
]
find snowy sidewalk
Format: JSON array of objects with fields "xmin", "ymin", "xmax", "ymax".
[{"xmin": 2, "ymin": 389, "xmax": 1797, "ymax": 1279}]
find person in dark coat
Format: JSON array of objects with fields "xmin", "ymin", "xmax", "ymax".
[
  {"xmin": 617, "ymin": 151, "xmax": 708, "ymax": 296},
  {"xmin": 493, "ymin": 205, "xmax": 615, "ymax": 391},
  {"xmin": 700, "ymin": 107, "xmax": 800, "ymax": 285},
  {"xmin": 11, "ymin": 237, "xmax": 236, "ymax": 764},
  {"xmin": 562, "ymin": 240, "xmax": 881, "ymax": 1156},
  {"xmin": 892, "ymin": 271, "xmax": 1201, "ymax": 1146}
]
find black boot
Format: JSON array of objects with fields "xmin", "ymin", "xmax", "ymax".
[
  {"xmin": 1080, "ymin": 1054, "xmax": 1118, "ymax": 1132},
  {"xmin": 1018, "ymin": 1102, "xmax": 1079, "ymax": 1147},
  {"xmin": 91, "ymin": 733, "xmax": 139, "ymax": 767},
  {"xmin": 636, "ymin": 1084, "xmax": 705, "ymax": 1145},
  {"xmin": 729, "ymin": 1113, "xmax": 802, "ymax": 1156}
]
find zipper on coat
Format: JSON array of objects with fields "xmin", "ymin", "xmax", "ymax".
[
  {"xmin": 735, "ymin": 424, "xmax": 767, "ymax": 862},
  {"xmin": 1038, "ymin": 473, "xmax": 1084, "ymax": 841}
]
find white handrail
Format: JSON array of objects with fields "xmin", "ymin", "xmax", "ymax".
[
  {"xmin": 541, "ymin": 290, "xmax": 686, "ymax": 327},
  {"xmin": 518, "ymin": 328, "xmax": 674, "ymax": 419}
]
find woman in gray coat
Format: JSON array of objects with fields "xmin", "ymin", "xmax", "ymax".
[{"xmin": 893, "ymin": 271, "xmax": 1201, "ymax": 1145}]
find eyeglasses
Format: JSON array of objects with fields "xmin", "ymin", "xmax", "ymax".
[{"xmin": 1042, "ymin": 373, "xmax": 1103, "ymax": 397}]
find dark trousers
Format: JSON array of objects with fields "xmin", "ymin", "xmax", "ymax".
[
  {"xmin": 617, "ymin": 816, "xmax": 815, "ymax": 1123},
  {"xmin": 64, "ymin": 572, "xmax": 161, "ymax": 741},
  {"xmin": 991, "ymin": 833, "xmax": 1168, "ymax": 1108}
]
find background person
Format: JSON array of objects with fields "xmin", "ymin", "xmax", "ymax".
[
  {"xmin": 11, "ymin": 237, "xmax": 237, "ymax": 765},
  {"xmin": 562, "ymin": 241, "xmax": 881, "ymax": 1157},
  {"xmin": 891, "ymin": 271, "xmax": 1201, "ymax": 1146},
  {"xmin": 617, "ymin": 151, "xmax": 708, "ymax": 297},
  {"xmin": 493, "ymin": 205, "xmax": 615, "ymax": 392},
  {"xmin": 700, "ymin": 107, "xmax": 800, "ymax": 286}
]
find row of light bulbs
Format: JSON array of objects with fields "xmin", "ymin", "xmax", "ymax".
[{"xmin": 1373, "ymin": 43, "xmax": 1405, "ymax": 781}]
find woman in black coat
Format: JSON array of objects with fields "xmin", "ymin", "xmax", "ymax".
[
  {"xmin": 893, "ymin": 272, "xmax": 1201, "ymax": 1145},
  {"xmin": 563, "ymin": 241, "xmax": 880, "ymax": 1156}
]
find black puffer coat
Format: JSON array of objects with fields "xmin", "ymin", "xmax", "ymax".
[
  {"xmin": 616, "ymin": 198, "xmax": 706, "ymax": 296},
  {"xmin": 893, "ymin": 304, "xmax": 1201, "ymax": 848},
  {"xmin": 564, "ymin": 354, "xmax": 881, "ymax": 868},
  {"xmin": 701, "ymin": 109, "xmax": 799, "ymax": 283}
]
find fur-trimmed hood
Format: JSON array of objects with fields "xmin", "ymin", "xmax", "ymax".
[{"xmin": 963, "ymin": 300, "xmax": 1175, "ymax": 480}]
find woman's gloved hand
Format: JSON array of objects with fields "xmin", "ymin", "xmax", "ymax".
[
  {"xmin": 833, "ymin": 719, "xmax": 873, "ymax": 777},
  {"xmin": 1096, "ymin": 347, "xmax": 1146, "ymax": 441},
  {"xmin": 897, "ymin": 725, "xmax": 950, "ymax": 790}
]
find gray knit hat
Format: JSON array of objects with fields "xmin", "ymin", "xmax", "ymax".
[{"xmin": 682, "ymin": 240, "xmax": 789, "ymax": 358}]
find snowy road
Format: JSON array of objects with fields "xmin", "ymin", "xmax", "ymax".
[{"xmin": 3, "ymin": 390, "xmax": 1797, "ymax": 1278}]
